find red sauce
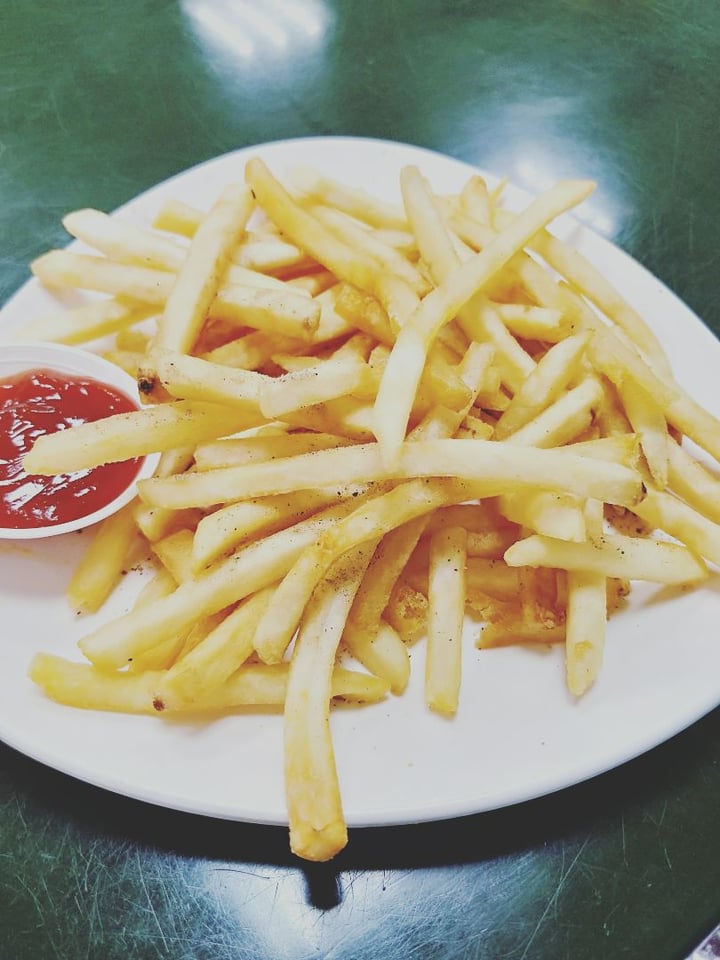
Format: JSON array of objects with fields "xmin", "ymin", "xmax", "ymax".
[{"xmin": 0, "ymin": 368, "xmax": 141, "ymax": 530}]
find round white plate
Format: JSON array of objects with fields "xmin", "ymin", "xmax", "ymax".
[{"xmin": 1, "ymin": 137, "xmax": 719, "ymax": 828}]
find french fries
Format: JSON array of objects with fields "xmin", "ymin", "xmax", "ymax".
[{"xmin": 19, "ymin": 152, "xmax": 720, "ymax": 864}]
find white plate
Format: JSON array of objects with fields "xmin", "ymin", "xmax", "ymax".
[{"xmin": 1, "ymin": 137, "xmax": 719, "ymax": 828}]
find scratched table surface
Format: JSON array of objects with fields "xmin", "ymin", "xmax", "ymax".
[{"xmin": 2, "ymin": 2, "xmax": 720, "ymax": 958}]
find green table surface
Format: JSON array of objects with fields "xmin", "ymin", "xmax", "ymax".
[{"xmin": 2, "ymin": 2, "xmax": 720, "ymax": 957}]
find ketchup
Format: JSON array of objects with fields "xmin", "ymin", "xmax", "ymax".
[{"xmin": 0, "ymin": 368, "xmax": 141, "ymax": 529}]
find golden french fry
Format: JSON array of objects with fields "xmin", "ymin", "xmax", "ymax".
[
  {"xmin": 63, "ymin": 208, "xmax": 188, "ymax": 271},
  {"xmin": 633, "ymin": 488, "xmax": 720, "ymax": 567},
  {"xmin": 142, "ymin": 348, "xmax": 264, "ymax": 409},
  {"xmin": 342, "ymin": 620, "xmax": 410, "ymax": 695},
  {"xmin": 193, "ymin": 432, "xmax": 351, "ymax": 470},
  {"xmin": 617, "ymin": 378, "xmax": 669, "ymax": 489},
  {"xmin": 505, "ymin": 532, "xmax": 707, "ymax": 584},
  {"xmin": 290, "ymin": 164, "xmax": 409, "ymax": 230},
  {"xmin": 285, "ymin": 542, "xmax": 376, "ymax": 861},
  {"xmin": 565, "ymin": 499, "xmax": 606, "ymax": 696},
  {"xmin": 30, "ymin": 654, "xmax": 388, "ymax": 714},
  {"xmin": 66, "ymin": 501, "xmax": 143, "ymax": 613},
  {"xmin": 152, "ymin": 183, "xmax": 253, "ymax": 354},
  {"xmin": 425, "ymin": 526, "xmax": 467, "ymax": 715},
  {"xmin": 494, "ymin": 304, "xmax": 571, "ymax": 343},
  {"xmin": 208, "ymin": 285, "xmax": 321, "ymax": 340},
  {"xmin": 138, "ymin": 438, "xmax": 642, "ymax": 510},
  {"xmin": 259, "ymin": 357, "xmax": 375, "ymax": 418},
  {"xmin": 499, "ymin": 491, "xmax": 586, "ymax": 541},
  {"xmin": 16, "ymin": 298, "xmax": 154, "ymax": 346},
  {"xmin": 24, "ymin": 401, "xmax": 261, "ymax": 475},
  {"xmin": 667, "ymin": 440, "xmax": 720, "ymax": 525},
  {"xmin": 151, "ymin": 528, "xmax": 195, "ymax": 582}
]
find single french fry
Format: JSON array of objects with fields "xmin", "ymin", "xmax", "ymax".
[
  {"xmin": 342, "ymin": 620, "xmax": 410, "ymax": 695},
  {"xmin": 30, "ymin": 654, "xmax": 388, "ymax": 714},
  {"xmin": 16, "ymin": 298, "xmax": 154, "ymax": 346},
  {"xmin": 193, "ymin": 432, "xmax": 351, "ymax": 470},
  {"xmin": 152, "ymin": 183, "xmax": 254, "ymax": 353},
  {"xmin": 505, "ymin": 532, "xmax": 707, "ymax": 584},
  {"xmin": 667, "ymin": 440, "xmax": 720, "ymax": 525},
  {"xmin": 66, "ymin": 501, "xmax": 143, "ymax": 613},
  {"xmin": 633, "ymin": 488, "xmax": 720, "ymax": 567},
  {"xmin": 285, "ymin": 542, "xmax": 376, "ymax": 861},
  {"xmin": 494, "ymin": 304, "xmax": 571, "ymax": 342},
  {"xmin": 142, "ymin": 348, "xmax": 264, "ymax": 409},
  {"xmin": 24, "ymin": 401, "xmax": 262, "ymax": 475},
  {"xmin": 425, "ymin": 526, "xmax": 467, "ymax": 715},
  {"xmin": 63, "ymin": 208, "xmax": 189, "ymax": 271},
  {"xmin": 259, "ymin": 357, "xmax": 375, "ymax": 418},
  {"xmin": 151, "ymin": 528, "xmax": 195, "ymax": 583},
  {"xmin": 499, "ymin": 491, "xmax": 586, "ymax": 541},
  {"xmin": 617, "ymin": 378, "xmax": 669, "ymax": 489},
  {"xmin": 138, "ymin": 439, "xmax": 643, "ymax": 510},
  {"xmin": 290, "ymin": 164, "xmax": 409, "ymax": 230},
  {"xmin": 565, "ymin": 499, "xmax": 606, "ymax": 696},
  {"xmin": 208, "ymin": 285, "xmax": 320, "ymax": 340},
  {"xmin": 31, "ymin": 250, "xmax": 177, "ymax": 302}
]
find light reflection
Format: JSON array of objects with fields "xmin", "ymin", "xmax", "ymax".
[
  {"xmin": 513, "ymin": 147, "xmax": 620, "ymax": 238},
  {"xmin": 181, "ymin": 0, "xmax": 331, "ymax": 62}
]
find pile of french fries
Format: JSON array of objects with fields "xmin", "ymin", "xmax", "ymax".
[{"xmin": 18, "ymin": 154, "xmax": 720, "ymax": 861}]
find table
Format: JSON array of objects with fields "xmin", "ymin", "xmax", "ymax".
[{"xmin": 2, "ymin": 2, "xmax": 720, "ymax": 957}]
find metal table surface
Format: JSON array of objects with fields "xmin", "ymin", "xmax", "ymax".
[{"xmin": 2, "ymin": 2, "xmax": 719, "ymax": 957}]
